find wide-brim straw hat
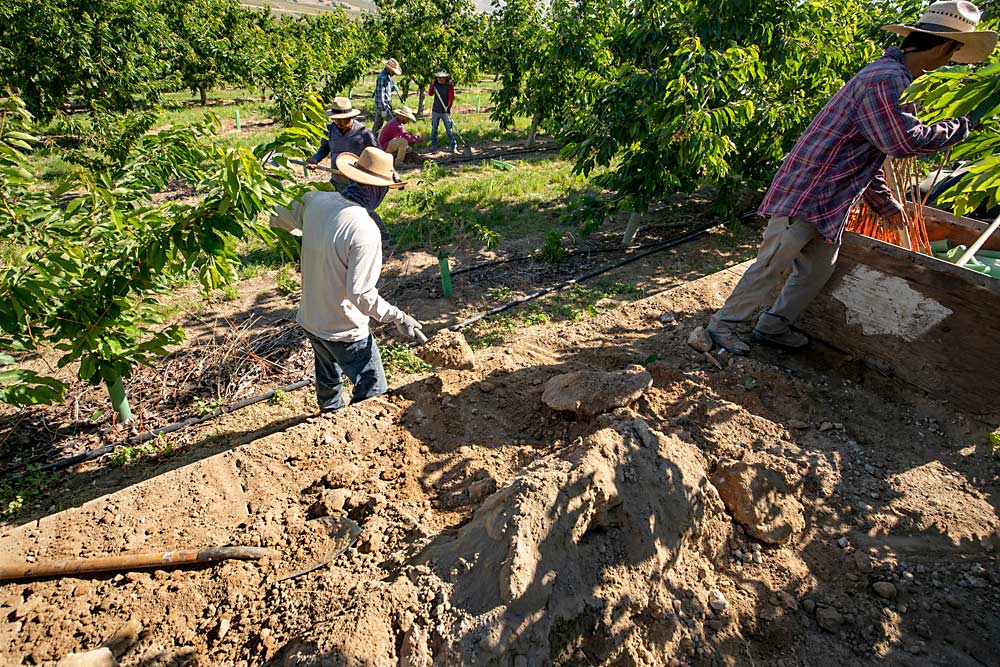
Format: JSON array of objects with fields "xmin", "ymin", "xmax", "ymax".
[
  {"xmin": 328, "ymin": 96, "xmax": 360, "ymax": 119},
  {"xmin": 383, "ymin": 58, "xmax": 402, "ymax": 76},
  {"xmin": 393, "ymin": 106, "xmax": 417, "ymax": 123},
  {"xmin": 434, "ymin": 70, "xmax": 450, "ymax": 78},
  {"xmin": 884, "ymin": 1, "xmax": 998, "ymax": 64},
  {"xmin": 336, "ymin": 148, "xmax": 405, "ymax": 189}
]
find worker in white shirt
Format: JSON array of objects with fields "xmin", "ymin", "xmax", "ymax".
[{"xmin": 270, "ymin": 147, "xmax": 423, "ymax": 413}]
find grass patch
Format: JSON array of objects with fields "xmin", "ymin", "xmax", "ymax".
[
  {"xmin": 383, "ymin": 156, "xmax": 598, "ymax": 245},
  {"xmin": 110, "ymin": 435, "xmax": 175, "ymax": 467},
  {"xmin": 276, "ymin": 265, "xmax": 299, "ymax": 295}
]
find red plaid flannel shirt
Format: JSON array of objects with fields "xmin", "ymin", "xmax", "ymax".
[{"xmin": 759, "ymin": 47, "xmax": 971, "ymax": 242}]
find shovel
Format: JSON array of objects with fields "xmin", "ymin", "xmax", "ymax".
[{"xmin": 431, "ymin": 87, "xmax": 472, "ymax": 157}]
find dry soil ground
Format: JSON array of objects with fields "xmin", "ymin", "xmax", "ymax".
[{"xmin": 1, "ymin": 261, "xmax": 998, "ymax": 667}]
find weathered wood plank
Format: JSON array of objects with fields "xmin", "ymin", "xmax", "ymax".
[
  {"xmin": 801, "ymin": 229, "xmax": 1000, "ymax": 417},
  {"xmin": 916, "ymin": 204, "xmax": 1000, "ymax": 252}
]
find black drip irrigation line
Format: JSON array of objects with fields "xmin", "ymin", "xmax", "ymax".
[
  {"xmin": 3, "ymin": 379, "xmax": 312, "ymax": 483},
  {"xmin": 439, "ymin": 219, "xmax": 725, "ymax": 334},
  {"xmin": 7, "ymin": 217, "xmax": 729, "ymax": 483}
]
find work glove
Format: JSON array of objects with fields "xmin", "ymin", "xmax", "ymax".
[{"xmin": 395, "ymin": 312, "xmax": 424, "ymax": 341}]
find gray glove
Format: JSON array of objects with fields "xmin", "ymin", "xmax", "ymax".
[{"xmin": 395, "ymin": 313, "xmax": 424, "ymax": 341}]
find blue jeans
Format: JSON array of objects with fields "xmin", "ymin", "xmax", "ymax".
[
  {"xmin": 306, "ymin": 332, "xmax": 388, "ymax": 413},
  {"xmin": 431, "ymin": 111, "xmax": 456, "ymax": 150}
]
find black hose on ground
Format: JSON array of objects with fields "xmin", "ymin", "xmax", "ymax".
[
  {"xmin": 3, "ymin": 379, "xmax": 312, "ymax": 482},
  {"xmin": 5, "ymin": 218, "xmax": 729, "ymax": 482}
]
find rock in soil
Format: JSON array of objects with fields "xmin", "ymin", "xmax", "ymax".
[
  {"xmin": 711, "ymin": 454, "xmax": 804, "ymax": 544},
  {"xmin": 687, "ymin": 326, "xmax": 713, "ymax": 353},
  {"xmin": 541, "ymin": 365, "xmax": 652, "ymax": 418},
  {"xmin": 99, "ymin": 619, "xmax": 142, "ymax": 659},
  {"xmin": 816, "ymin": 606, "xmax": 844, "ymax": 633},
  {"xmin": 56, "ymin": 648, "xmax": 119, "ymax": 667},
  {"xmin": 872, "ymin": 581, "xmax": 897, "ymax": 599},
  {"xmin": 416, "ymin": 330, "xmax": 476, "ymax": 370}
]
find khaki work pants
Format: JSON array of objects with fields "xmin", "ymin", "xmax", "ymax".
[
  {"xmin": 385, "ymin": 137, "xmax": 410, "ymax": 165},
  {"xmin": 708, "ymin": 216, "xmax": 841, "ymax": 335}
]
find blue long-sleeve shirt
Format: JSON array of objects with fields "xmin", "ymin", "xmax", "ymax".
[
  {"xmin": 374, "ymin": 69, "xmax": 396, "ymax": 112},
  {"xmin": 310, "ymin": 120, "xmax": 379, "ymax": 169}
]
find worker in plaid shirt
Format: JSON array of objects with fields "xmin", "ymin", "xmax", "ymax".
[
  {"xmin": 373, "ymin": 58, "xmax": 402, "ymax": 135},
  {"xmin": 708, "ymin": 1, "xmax": 997, "ymax": 355}
]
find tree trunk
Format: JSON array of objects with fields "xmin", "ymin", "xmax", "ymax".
[
  {"xmin": 623, "ymin": 211, "xmax": 643, "ymax": 248},
  {"xmin": 526, "ymin": 109, "xmax": 543, "ymax": 148},
  {"xmin": 417, "ymin": 88, "xmax": 426, "ymax": 116},
  {"xmin": 199, "ymin": 87, "xmax": 208, "ymax": 106}
]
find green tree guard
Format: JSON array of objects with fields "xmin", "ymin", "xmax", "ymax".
[
  {"xmin": 438, "ymin": 255, "xmax": 453, "ymax": 297},
  {"xmin": 235, "ymin": 109, "xmax": 241, "ymax": 131},
  {"xmin": 106, "ymin": 375, "xmax": 133, "ymax": 423}
]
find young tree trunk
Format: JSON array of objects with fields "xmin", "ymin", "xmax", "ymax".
[
  {"xmin": 199, "ymin": 87, "xmax": 208, "ymax": 106},
  {"xmin": 417, "ymin": 88, "xmax": 426, "ymax": 116},
  {"xmin": 526, "ymin": 109, "xmax": 543, "ymax": 148},
  {"xmin": 623, "ymin": 210, "xmax": 643, "ymax": 248}
]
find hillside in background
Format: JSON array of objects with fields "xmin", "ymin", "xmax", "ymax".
[{"xmin": 240, "ymin": 0, "xmax": 377, "ymax": 16}]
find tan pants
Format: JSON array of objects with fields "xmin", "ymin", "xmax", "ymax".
[
  {"xmin": 708, "ymin": 216, "xmax": 841, "ymax": 335},
  {"xmin": 385, "ymin": 137, "xmax": 410, "ymax": 165}
]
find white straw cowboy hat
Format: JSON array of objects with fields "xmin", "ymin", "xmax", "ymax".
[
  {"xmin": 393, "ymin": 106, "xmax": 417, "ymax": 123},
  {"xmin": 383, "ymin": 58, "xmax": 402, "ymax": 76},
  {"xmin": 884, "ymin": 1, "xmax": 998, "ymax": 64},
  {"xmin": 336, "ymin": 148, "xmax": 406, "ymax": 189},
  {"xmin": 328, "ymin": 96, "xmax": 360, "ymax": 119},
  {"xmin": 434, "ymin": 70, "xmax": 450, "ymax": 78}
]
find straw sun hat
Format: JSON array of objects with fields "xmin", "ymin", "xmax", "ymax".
[
  {"xmin": 328, "ymin": 97, "xmax": 360, "ymax": 119},
  {"xmin": 336, "ymin": 148, "xmax": 405, "ymax": 189},
  {"xmin": 393, "ymin": 106, "xmax": 417, "ymax": 123},
  {"xmin": 383, "ymin": 58, "xmax": 402, "ymax": 76},
  {"xmin": 884, "ymin": 1, "xmax": 998, "ymax": 64}
]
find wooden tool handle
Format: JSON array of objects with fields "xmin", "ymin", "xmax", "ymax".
[{"xmin": 0, "ymin": 546, "xmax": 277, "ymax": 581}]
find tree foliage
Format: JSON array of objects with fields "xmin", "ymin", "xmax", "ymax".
[
  {"xmin": 0, "ymin": 94, "xmax": 327, "ymax": 407},
  {"xmin": 558, "ymin": 0, "xmax": 919, "ymax": 228},
  {"xmin": 376, "ymin": 0, "xmax": 484, "ymax": 113},
  {"xmin": 0, "ymin": 0, "xmax": 171, "ymax": 121}
]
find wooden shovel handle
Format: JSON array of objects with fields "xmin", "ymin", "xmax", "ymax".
[{"xmin": 0, "ymin": 546, "xmax": 277, "ymax": 581}]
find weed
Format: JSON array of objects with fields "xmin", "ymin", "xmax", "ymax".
[
  {"xmin": 271, "ymin": 389, "xmax": 287, "ymax": 404},
  {"xmin": 990, "ymin": 429, "xmax": 1000, "ymax": 458},
  {"xmin": 591, "ymin": 279, "xmax": 645, "ymax": 300},
  {"xmin": 218, "ymin": 284, "xmax": 240, "ymax": 301},
  {"xmin": 521, "ymin": 308, "xmax": 549, "ymax": 326},
  {"xmin": 276, "ymin": 265, "xmax": 298, "ymax": 295},
  {"xmin": 641, "ymin": 353, "xmax": 659, "ymax": 365},
  {"xmin": 487, "ymin": 286, "xmax": 515, "ymax": 303},
  {"xmin": 110, "ymin": 441, "xmax": 159, "ymax": 467},
  {"xmin": 0, "ymin": 467, "xmax": 58, "ymax": 520},
  {"xmin": 194, "ymin": 396, "xmax": 224, "ymax": 416},
  {"xmin": 538, "ymin": 229, "xmax": 568, "ymax": 263},
  {"xmin": 467, "ymin": 314, "xmax": 518, "ymax": 349},
  {"xmin": 381, "ymin": 343, "xmax": 431, "ymax": 378}
]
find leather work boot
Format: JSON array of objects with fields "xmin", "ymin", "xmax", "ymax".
[
  {"xmin": 707, "ymin": 329, "xmax": 750, "ymax": 355},
  {"xmin": 752, "ymin": 328, "xmax": 809, "ymax": 350}
]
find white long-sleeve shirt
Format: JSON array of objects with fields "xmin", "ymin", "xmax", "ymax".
[{"xmin": 270, "ymin": 191, "xmax": 404, "ymax": 342}]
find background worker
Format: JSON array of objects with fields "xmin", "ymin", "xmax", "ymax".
[
  {"xmin": 306, "ymin": 97, "xmax": 378, "ymax": 190},
  {"xmin": 270, "ymin": 147, "xmax": 423, "ymax": 413},
  {"xmin": 379, "ymin": 106, "xmax": 423, "ymax": 166},
  {"xmin": 428, "ymin": 69, "xmax": 457, "ymax": 153},
  {"xmin": 707, "ymin": 0, "xmax": 996, "ymax": 356},
  {"xmin": 373, "ymin": 58, "xmax": 402, "ymax": 135}
]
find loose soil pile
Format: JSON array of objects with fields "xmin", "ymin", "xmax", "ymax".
[{"xmin": 1, "ymin": 266, "xmax": 999, "ymax": 667}]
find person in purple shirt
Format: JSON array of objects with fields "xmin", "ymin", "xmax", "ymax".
[
  {"xmin": 307, "ymin": 97, "xmax": 379, "ymax": 191},
  {"xmin": 708, "ymin": 1, "xmax": 997, "ymax": 355}
]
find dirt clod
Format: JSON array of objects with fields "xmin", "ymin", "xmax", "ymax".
[
  {"xmin": 686, "ymin": 325, "xmax": 713, "ymax": 352},
  {"xmin": 711, "ymin": 455, "xmax": 804, "ymax": 544},
  {"xmin": 416, "ymin": 330, "xmax": 476, "ymax": 370},
  {"xmin": 56, "ymin": 648, "xmax": 119, "ymax": 667},
  {"xmin": 541, "ymin": 365, "xmax": 652, "ymax": 418}
]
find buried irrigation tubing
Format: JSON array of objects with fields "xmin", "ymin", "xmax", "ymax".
[{"xmin": 6, "ymin": 219, "xmax": 723, "ymax": 483}]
